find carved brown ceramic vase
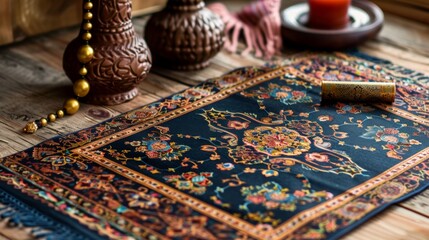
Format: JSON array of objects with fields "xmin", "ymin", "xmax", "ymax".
[
  {"xmin": 63, "ymin": 0, "xmax": 151, "ymax": 105},
  {"xmin": 144, "ymin": 0, "xmax": 225, "ymax": 71}
]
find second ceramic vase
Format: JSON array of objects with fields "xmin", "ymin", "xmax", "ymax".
[{"xmin": 144, "ymin": 0, "xmax": 225, "ymax": 71}]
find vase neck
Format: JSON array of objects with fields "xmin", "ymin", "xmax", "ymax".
[
  {"xmin": 166, "ymin": 0, "xmax": 205, "ymax": 11},
  {"xmin": 88, "ymin": 0, "xmax": 135, "ymax": 41}
]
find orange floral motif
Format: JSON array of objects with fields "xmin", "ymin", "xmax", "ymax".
[
  {"xmin": 335, "ymin": 201, "xmax": 376, "ymax": 221},
  {"xmin": 243, "ymin": 126, "xmax": 311, "ymax": 156},
  {"xmin": 163, "ymin": 172, "xmax": 214, "ymax": 195},
  {"xmin": 124, "ymin": 106, "xmax": 159, "ymax": 122},
  {"xmin": 374, "ymin": 181, "xmax": 408, "ymax": 201},
  {"xmin": 242, "ymin": 83, "xmax": 312, "ymax": 105},
  {"xmin": 125, "ymin": 127, "xmax": 191, "ymax": 161},
  {"xmin": 227, "ymin": 120, "xmax": 250, "ymax": 130},
  {"xmin": 228, "ymin": 146, "xmax": 268, "ymax": 165},
  {"xmin": 305, "ymin": 153, "xmax": 330, "ymax": 163},
  {"xmin": 333, "ymin": 132, "xmax": 349, "ymax": 139},
  {"xmin": 181, "ymin": 88, "xmax": 212, "ymax": 100}
]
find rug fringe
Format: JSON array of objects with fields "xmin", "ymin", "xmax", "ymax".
[{"xmin": 0, "ymin": 190, "xmax": 87, "ymax": 240}]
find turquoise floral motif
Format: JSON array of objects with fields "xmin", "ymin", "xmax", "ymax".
[
  {"xmin": 216, "ymin": 163, "xmax": 235, "ymax": 171},
  {"xmin": 361, "ymin": 126, "xmax": 411, "ymax": 144},
  {"xmin": 361, "ymin": 125, "xmax": 421, "ymax": 159},
  {"xmin": 41, "ymin": 155, "xmax": 77, "ymax": 169},
  {"xmin": 163, "ymin": 172, "xmax": 213, "ymax": 195},
  {"xmin": 261, "ymin": 169, "xmax": 278, "ymax": 177},
  {"xmin": 125, "ymin": 126, "xmax": 190, "ymax": 161},
  {"xmin": 240, "ymin": 180, "xmax": 333, "ymax": 212},
  {"xmin": 243, "ymin": 126, "xmax": 311, "ymax": 156},
  {"xmin": 241, "ymin": 83, "xmax": 312, "ymax": 105}
]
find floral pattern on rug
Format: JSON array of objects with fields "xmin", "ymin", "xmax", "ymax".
[{"xmin": 1, "ymin": 53, "xmax": 429, "ymax": 240}]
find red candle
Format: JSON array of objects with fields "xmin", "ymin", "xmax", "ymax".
[{"xmin": 307, "ymin": 0, "xmax": 351, "ymax": 29}]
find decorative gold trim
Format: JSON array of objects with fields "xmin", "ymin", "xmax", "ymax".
[{"xmin": 375, "ymin": 103, "xmax": 429, "ymax": 126}]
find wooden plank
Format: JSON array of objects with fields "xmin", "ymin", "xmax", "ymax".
[
  {"xmin": 0, "ymin": 50, "xmax": 191, "ymax": 158},
  {"xmin": 343, "ymin": 206, "xmax": 429, "ymax": 240},
  {"xmin": 132, "ymin": 0, "xmax": 166, "ymax": 16},
  {"xmin": 360, "ymin": 42, "xmax": 429, "ymax": 74},
  {"xmin": 0, "ymin": 0, "xmax": 166, "ymax": 46},
  {"xmin": 108, "ymin": 73, "xmax": 190, "ymax": 113},
  {"xmin": 11, "ymin": 0, "xmax": 81, "ymax": 42},
  {"xmin": 400, "ymin": 190, "xmax": 429, "ymax": 218},
  {"xmin": 152, "ymin": 51, "xmax": 266, "ymax": 86},
  {"xmin": 0, "ymin": 217, "xmax": 32, "ymax": 240},
  {"xmin": 361, "ymin": 14, "xmax": 429, "ymax": 62},
  {"xmin": 0, "ymin": 0, "xmax": 13, "ymax": 45},
  {"xmin": 372, "ymin": 0, "xmax": 429, "ymax": 25},
  {"xmin": 10, "ymin": 32, "xmax": 76, "ymax": 71},
  {"xmin": 391, "ymin": 0, "xmax": 429, "ymax": 10}
]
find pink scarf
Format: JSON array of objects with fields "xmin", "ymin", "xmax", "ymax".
[{"xmin": 208, "ymin": 0, "xmax": 282, "ymax": 59}]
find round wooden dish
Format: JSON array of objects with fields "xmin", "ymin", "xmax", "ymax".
[{"xmin": 281, "ymin": 0, "xmax": 384, "ymax": 50}]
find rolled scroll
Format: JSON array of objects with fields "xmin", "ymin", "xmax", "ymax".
[{"xmin": 321, "ymin": 81, "xmax": 396, "ymax": 103}]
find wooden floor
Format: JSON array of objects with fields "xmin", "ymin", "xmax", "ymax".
[{"xmin": 0, "ymin": 1, "xmax": 428, "ymax": 239}]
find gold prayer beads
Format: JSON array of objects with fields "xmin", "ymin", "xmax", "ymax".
[{"xmin": 23, "ymin": 0, "xmax": 93, "ymax": 134}]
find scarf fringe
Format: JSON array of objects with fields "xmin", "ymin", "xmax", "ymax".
[{"xmin": 208, "ymin": 0, "xmax": 282, "ymax": 59}]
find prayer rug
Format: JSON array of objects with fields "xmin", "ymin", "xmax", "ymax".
[{"xmin": 1, "ymin": 52, "xmax": 429, "ymax": 240}]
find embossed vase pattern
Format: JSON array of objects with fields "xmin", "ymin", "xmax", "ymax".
[
  {"xmin": 63, "ymin": 0, "xmax": 152, "ymax": 105},
  {"xmin": 144, "ymin": 0, "xmax": 225, "ymax": 71}
]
